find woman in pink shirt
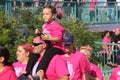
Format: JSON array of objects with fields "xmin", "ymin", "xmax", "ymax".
[
  {"xmin": 12, "ymin": 43, "xmax": 33, "ymax": 77},
  {"xmin": 101, "ymin": 31, "xmax": 112, "ymax": 66},
  {"xmin": 0, "ymin": 45, "xmax": 17, "ymax": 80},
  {"xmin": 80, "ymin": 45, "xmax": 103, "ymax": 80},
  {"xmin": 102, "ymin": 30, "xmax": 111, "ymax": 54}
]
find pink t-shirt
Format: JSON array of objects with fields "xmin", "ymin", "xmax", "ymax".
[
  {"xmin": 89, "ymin": 0, "xmax": 97, "ymax": 11},
  {"xmin": 88, "ymin": 63, "xmax": 103, "ymax": 80},
  {"xmin": 12, "ymin": 62, "xmax": 27, "ymax": 77},
  {"xmin": 110, "ymin": 66, "xmax": 120, "ymax": 80},
  {"xmin": 32, "ymin": 55, "xmax": 69, "ymax": 80},
  {"xmin": 0, "ymin": 66, "xmax": 17, "ymax": 80},
  {"xmin": 42, "ymin": 21, "xmax": 65, "ymax": 50},
  {"xmin": 102, "ymin": 37, "xmax": 111, "ymax": 43},
  {"xmin": 61, "ymin": 51, "xmax": 90, "ymax": 80},
  {"xmin": 101, "ymin": 36, "xmax": 111, "ymax": 54}
]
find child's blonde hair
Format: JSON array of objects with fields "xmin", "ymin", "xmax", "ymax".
[{"xmin": 80, "ymin": 45, "xmax": 92, "ymax": 58}]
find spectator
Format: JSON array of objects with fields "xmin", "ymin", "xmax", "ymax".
[
  {"xmin": 102, "ymin": 31, "xmax": 111, "ymax": 54},
  {"xmin": 12, "ymin": 43, "xmax": 33, "ymax": 77},
  {"xmin": 111, "ymin": 28, "xmax": 120, "ymax": 43},
  {"xmin": 106, "ymin": 0, "xmax": 116, "ymax": 21},
  {"xmin": 25, "ymin": 36, "xmax": 69, "ymax": 80},
  {"xmin": 76, "ymin": 0, "xmax": 86, "ymax": 21},
  {"xmin": 101, "ymin": 30, "xmax": 112, "ymax": 66},
  {"xmin": 80, "ymin": 45, "xmax": 103, "ymax": 80},
  {"xmin": 61, "ymin": 33, "xmax": 90, "ymax": 80},
  {"xmin": 97, "ymin": 0, "xmax": 107, "ymax": 21},
  {"xmin": 0, "ymin": 45, "xmax": 17, "ymax": 80},
  {"xmin": 116, "ymin": 40, "xmax": 120, "ymax": 65},
  {"xmin": 63, "ymin": 0, "xmax": 70, "ymax": 6},
  {"xmin": 89, "ymin": 0, "xmax": 98, "ymax": 21},
  {"xmin": 107, "ymin": 40, "xmax": 120, "ymax": 67},
  {"xmin": 110, "ymin": 28, "xmax": 120, "ymax": 64},
  {"xmin": 116, "ymin": 0, "xmax": 120, "ymax": 21}
]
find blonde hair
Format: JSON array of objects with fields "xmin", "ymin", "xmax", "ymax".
[{"xmin": 80, "ymin": 45, "xmax": 92, "ymax": 58}]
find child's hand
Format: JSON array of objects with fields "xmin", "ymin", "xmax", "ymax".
[
  {"xmin": 35, "ymin": 28, "xmax": 40, "ymax": 35},
  {"xmin": 41, "ymin": 33, "xmax": 50, "ymax": 40}
]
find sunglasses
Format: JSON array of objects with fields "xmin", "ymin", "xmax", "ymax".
[
  {"xmin": 33, "ymin": 43, "xmax": 43, "ymax": 46},
  {"xmin": 117, "ymin": 43, "xmax": 120, "ymax": 44},
  {"xmin": 64, "ymin": 44, "xmax": 71, "ymax": 46}
]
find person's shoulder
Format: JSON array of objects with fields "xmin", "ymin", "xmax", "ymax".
[
  {"xmin": 73, "ymin": 51, "xmax": 88, "ymax": 60},
  {"xmin": 53, "ymin": 54, "xmax": 63, "ymax": 60},
  {"xmin": 53, "ymin": 54, "xmax": 66, "ymax": 62},
  {"xmin": 75, "ymin": 51, "xmax": 87, "ymax": 57},
  {"xmin": 53, "ymin": 21, "xmax": 64, "ymax": 28},
  {"xmin": 3, "ymin": 66, "xmax": 15, "ymax": 73},
  {"xmin": 90, "ymin": 63, "xmax": 101, "ymax": 70}
]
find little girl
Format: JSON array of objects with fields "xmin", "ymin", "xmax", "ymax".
[
  {"xmin": 0, "ymin": 45, "xmax": 17, "ymax": 80},
  {"xmin": 36, "ymin": 4, "xmax": 65, "ymax": 53}
]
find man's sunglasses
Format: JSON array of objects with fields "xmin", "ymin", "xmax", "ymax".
[{"xmin": 33, "ymin": 43, "xmax": 43, "ymax": 46}]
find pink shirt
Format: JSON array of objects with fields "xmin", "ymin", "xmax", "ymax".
[
  {"xmin": 12, "ymin": 62, "xmax": 27, "ymax": 77},
  {"xmin": 110, "ymin": 66, "xmax": 120, "ymax": 80},
  {"xmin": 102, "ymin": 37, "xmax": 111, "ymax": 43},
  {"xmin": 0, "ymin": 66, "xmax": 17, "ymax": 80},
  {"xmin": 102, "ymin": 36, "xmax": 111, "ymax": 54},
  {"xmin": 89, "ymin": 0, "xmax": 97, "ymax": 11},
  {"xmin": 88, "ymin": 63, "xmax": 103, "ymax": 80},
  {"xmin": 32, "ymin": 55, "xmax": 69, "ymax": 80},
  {"xmin": 42, "ymin": 21, "xmax": 65, "ymax": 50},
  {"xmin": 61, "ymin": 51, "xmax": 90, "ymax": 80}
]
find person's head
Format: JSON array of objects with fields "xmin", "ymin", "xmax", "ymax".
[
  {"xmin": 43, "ymin": 4, "xmax": 57, "ymax": 23},
  {"xmin": 102, "ymin": 30, "xmax": 110, "ymax": 38},
  {"xmin": 64, "ymin": 33, "xmax": 75, "ymax": 54},
  {"xmin": 117, "ymin": 40, "xmax": 120, "ymax": 50},
  {"xmin": 32, "ymin": 36, "xmax": 51, "ymax": 55},
  {"xmin": 113, "ymin": 28, "xmax": 120, "ymax": 35},
  {"xmin": 80, "ymin": 45, "xmax": 92, "ymax": 59},
  {"xmin": 16, "ymin": 43, "xmax": 33, "ymax": 64},
  {"xmin": 0, "ymin": 45, "xmax": 10, "ymax": 65}
]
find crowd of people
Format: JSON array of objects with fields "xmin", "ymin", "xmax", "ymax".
[
  {"xmin": 1, "ymin": 3, "xmax": 120, "ymax": 80},
  {"xmin": 101, "ymin": 28, "xmax": 120, "ymax": 68},
  {"xmin": 11, "ymin": 0, "xmax": 120, "ymax": 22}
]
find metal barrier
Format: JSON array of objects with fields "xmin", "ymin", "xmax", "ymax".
[
  {"xmin": 94, "ymin": 41, "xmax": 118, "ymax": 66},
  {"xmin": 0, "ymin": 0, "xmax": 120, "ymax": 25},
  {"xmin": 94, "ymin": 41, "xmax": 119, "ymax": 79}
]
